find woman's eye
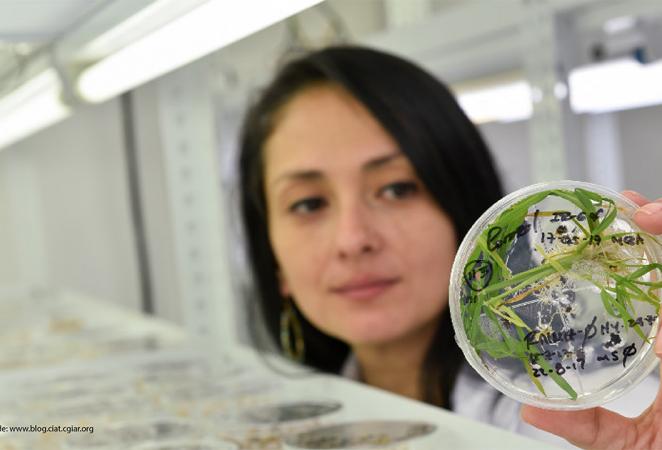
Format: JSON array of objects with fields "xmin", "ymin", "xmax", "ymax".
[
  {"xmin": 381, "ymin": 181, "xmax": 419, "ymax": 199},
  {"xmin": 289, "ymin": 197, "xmax": 326, "ymax": 214}
]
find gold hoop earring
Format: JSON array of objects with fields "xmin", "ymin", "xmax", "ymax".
[{"xmin": 280, "ymin": 297, "xmax": 305, "ymax": 362}]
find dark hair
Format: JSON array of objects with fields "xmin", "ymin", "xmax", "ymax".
[{"xmin": 238, "ymin": 45, "xmax": 503, "ymax": 410}]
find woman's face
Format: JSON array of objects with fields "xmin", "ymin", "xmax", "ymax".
[{"xmin": 263, "ymin": 84, "xmax": 458, "ymax": 346}]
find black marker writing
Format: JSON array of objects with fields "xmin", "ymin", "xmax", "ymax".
[
  {"xmin": 486, "ymin": 222, "xmax": 531, "ymax": 251},
  {"xmin": 463, "ymin": 259, "xmax": 493, "ymax": 292},
  {"xmin": 622, "ymin": 343, "xmax": 637, "ymax": 367},
  {"xmin": 582, "ymin": 316, "xmax": 598, "ymax": 348}
]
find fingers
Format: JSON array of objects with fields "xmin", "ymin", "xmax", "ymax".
[
  {"xmin": 521, "ymin": 405, "xmax": 631, "ymax": 449},
  {"xmin": 622, "ymin": 190, "xmax": 662, "ymax": 235},
  {"xmin": 623, "ymin": 194, "xmax": 662, "ymax": 363},
  {"xmin": 634, "ymin": 202, "xmax": 662, "ymax": 235},
  {"xmin": 622, "ymin": 190, "xmax": 650, "ymax": 207}
]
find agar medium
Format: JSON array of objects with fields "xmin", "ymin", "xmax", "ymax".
[{"xmin": 449, "ymin": 181, "xmax": 661, "ymax": 409}]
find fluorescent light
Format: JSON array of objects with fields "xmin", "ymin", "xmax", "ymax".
[
  {"xmin": 78, "ymin": 0, "xmax": 324, "ymax": 103},
  {"xmin": 0, "ymin": 70, "xmax": 71, "ymax": 150},
  {"xmin": 79, "ymin": 0, "xmax": 209, "ymax": 59},
  {"xmin": 569, "ymin": 58, "xmax": 662, "ymax": 113},
  {"xmin": 456, "ymin": 80, "xmax": 532, "ymax": 124},
  {"xmin": 603, "ymin": 15, "xmax": 636, "ymax": 35}
]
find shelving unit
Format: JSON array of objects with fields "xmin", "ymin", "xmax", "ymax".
[{"xmin": 0, "ymin": 290, "xmax": 562, "ymax": 450}]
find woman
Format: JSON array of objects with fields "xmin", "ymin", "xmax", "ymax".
[{"xmin": 238, "ymin": 45, "xmax": 662, "ymax": 448}]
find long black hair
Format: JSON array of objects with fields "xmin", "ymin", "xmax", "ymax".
[{"xmin": 238, "ymin": 45, "xmax": 503, "ymax": 409}]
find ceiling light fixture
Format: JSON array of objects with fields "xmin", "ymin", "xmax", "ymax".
[
  {"xmin": 0, "ymin": 69, "xmax": 71, "ymax": 150},
  {"xmin": 456, "ymin": 80, "xmax": 533, "ymax": 124},
  {"xmin": 569, "ymin": 58, "xmax": 662, "ymax": 113},
  {"xmin": 77, "ymin": 0, "xmax": 324, "ymax": 103}
]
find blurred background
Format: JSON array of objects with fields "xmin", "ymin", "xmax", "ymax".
[{"xmin": 0, "ymin": 0, "xmax": 661, "ymax": 348}]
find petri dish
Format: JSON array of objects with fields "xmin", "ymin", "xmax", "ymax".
[
  {"xmin": 216, "ymin": 399, "xmax": 342, "ymax": 449},
  {"xmin": 241, "ymin": 401, "xmax": 342, "ymax": 424},
  {"xmin": 449, "ymin": 180, "xmax": 661, "ymax": 409},
  {"xmin": 283, "ymin": 420, "xmax": 436, "ymax": 449}
]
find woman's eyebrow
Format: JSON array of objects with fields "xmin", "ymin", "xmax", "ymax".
[
  {"xmin": 270, "ymin": 169, "xmax": 322, "ymax": 189},
  {"xmin": 270, "ymin": 151, "xmax": 403, "ymax": 188},
  {"xmin": 363, "ymin": 152, "xmax": 403, "ymax": 171}
]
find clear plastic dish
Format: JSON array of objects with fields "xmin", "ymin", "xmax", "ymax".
[
  {"xmin": 282, "ymin": 420, "xmax": 436, "ymax": 449},
  {"xmin": 240, "ymin": 401, "xmax": 342, "ymax": 424},
  {"xmin": 449, "ymin": 180, "xmax": 661, "ymax": 409},
  {"xmin": 215, "ymin": 399, "xmax": 342, "ymax": 449}
]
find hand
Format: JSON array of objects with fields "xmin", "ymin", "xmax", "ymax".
[{"xmin": 521, "ymin": 190, "xmax": 662, "ymax": 450}]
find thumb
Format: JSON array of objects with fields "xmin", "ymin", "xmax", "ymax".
[
  {"xmin": 633, "ymin": 200, "xmax": 662, "ymax": 235},
  {"xmin": 521, "ymin": 405, "xmax": 630, "ymax": 449}
]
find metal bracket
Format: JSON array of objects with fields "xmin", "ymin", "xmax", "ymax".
[{"xmin": 154, "ymin": 61, "xmax": 238, "ymax": 348}]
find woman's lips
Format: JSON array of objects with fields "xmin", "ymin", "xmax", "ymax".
[{"xmin": 331, "ymin": 278, "xmax": 400, "ymax": 300}]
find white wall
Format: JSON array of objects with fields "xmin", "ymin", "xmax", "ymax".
[
  {"xmin": 0, "ymin": 149, "xmax": 48, "ymax": 292},
  {"xmin": 131, "ymin": 81, "xmax": 182, "ymax": 323},
  {"xmin": 0, "ymin": 169, "xmax": 20, "ymax": 286},
  {"xmin": 478, "ymin": 105, "xmax": 662, "ymax": 200},
  {"xmin": 618, "ymin": 104, "xmax": 662, "ymax": 199},
  {"xmin": 0, "ymin": 99, "xmax": 141, "ymax": 310},
  {"xmin": 479, "ymin": 121, "xmax": 531, "ymax": 193}
]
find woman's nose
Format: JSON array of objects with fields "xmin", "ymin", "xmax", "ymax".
[{"xmin": 334, "ymin": 201, "xmax": 383, "ymax": 259}]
